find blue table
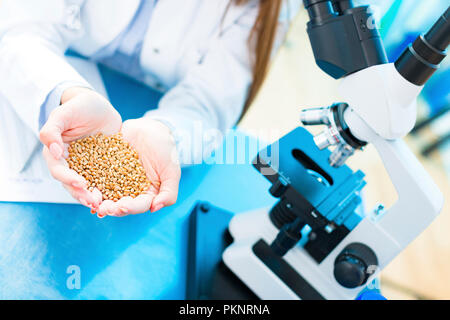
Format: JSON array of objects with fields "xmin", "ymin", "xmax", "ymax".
[{"xmin": 0, "ymin": 65, "xmax": 276, "ymax": 299}]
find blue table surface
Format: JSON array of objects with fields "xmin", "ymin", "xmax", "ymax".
[{"xmin": 0, "ymin": 65, "xmax": 276, "ymax": 299}]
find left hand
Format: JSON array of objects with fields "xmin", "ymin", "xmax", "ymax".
[
  {"xmin": 96, "ymin": 118, "xmax": 181, "ymax": 218},
  {"xmin": 39, "ymin": 87, "xmax": 122, "ymax": 211}
]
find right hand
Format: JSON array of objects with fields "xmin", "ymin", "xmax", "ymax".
[{"xmin": 39, "ymin": 87, "xmax": 122, "ymax": 211}]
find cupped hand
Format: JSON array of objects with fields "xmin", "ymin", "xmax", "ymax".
[
  {"xmin": 39, "ymin": 87, "xmax": 122, "ymax": 210},
  {"xmin": 96, "ymin": 118, "xmax": 181, "ymax": 217}
]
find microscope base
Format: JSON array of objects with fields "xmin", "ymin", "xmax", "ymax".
[{"xmin": 186, "ymin": 202, "xmax": 383, "ymax": 300}]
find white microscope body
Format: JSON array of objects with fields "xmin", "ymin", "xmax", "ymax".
[
  {"xmin": 223, "ymin": 63, "xmax": 444, "ymax": 300},
  {"xmin": 223, "ymin": 1, "xmax": 449, "ymax": 299}
]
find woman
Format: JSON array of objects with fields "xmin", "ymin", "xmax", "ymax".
[{"xmin": 0, "ymin": 0, "xmax": 297, "ymax": 217}]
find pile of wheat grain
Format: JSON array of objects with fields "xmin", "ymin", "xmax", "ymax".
[{"xmin": 67, "ymin": 133, "xmax": 151, "ymax": 201}]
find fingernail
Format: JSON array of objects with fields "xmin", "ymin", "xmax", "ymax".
[
  {"xmin": 49, "ymin": 143, "xmax": 63, "ymax": 160},
  {"xmin": 63, "ymin": 150, "xmax": 69, "ymax": 159},
  {"xmin": 119, "ymin": 207, "xmax": 128, "ymax": 214},
  {"xmin": 98, "ymin": 214, "xmax": 105, "ymax": 219}
]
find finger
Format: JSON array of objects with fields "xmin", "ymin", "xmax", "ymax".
[
  {"xmin": 97, "ymin": 200, "xmax": 121, "ymax": 218},
  {"xmin": 62, "ymin": 184, "xmax": 101, "ymax": 209},
  {"xmin": 43, "ymin": 146, "xmax": 87, "ymax": 188},
  {"xmin": 99, "ymin": 192, "xmax": 154, "ymax": 217},
  {"xmin": 151, "ymin": 170, "xmax": 180, "ymax": 213},
  {"xmin": 115, "ymin": 193, "xmax": 155, "ymax": 216},
  {"xmin": 91, "ymin": 188, "xmax": 103, "ymax": 207},
  {"xmin": 39, "ymin": 108, "xmax": 67, "ymax": 159}
]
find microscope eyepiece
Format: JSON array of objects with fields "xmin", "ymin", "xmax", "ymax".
[
  {"xmin": 303, "ymin": 0, "xmax": 337, "ymax": 24},
  {"xmin": 425, "ymin": 6, "xmax": 450, "ymax": 52},
  {"xmin": 332, "ymin": 0, "xmax": 354, "ymax": 14},
  {"xmin": 395, "ymin": 6, "xmax": 450, "ymax": 86}
]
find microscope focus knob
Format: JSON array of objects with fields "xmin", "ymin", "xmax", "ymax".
[
  {"xmin": 269, "ymin": 179, "xmax": 289, "ymax": 198},
  {"xmin": 333, "ymin": 243, "xmax": 378, "ymax": 289}
]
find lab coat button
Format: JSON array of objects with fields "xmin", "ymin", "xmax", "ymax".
[{"xmin": 153, "ymin": 48, "xmax": 160, "ymax": 54}]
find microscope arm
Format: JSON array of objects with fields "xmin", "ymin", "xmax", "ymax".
[
  {"xmin": 338, "ymin": 6, "xmax": 448, "ymax": 252},
  {"xmin": 339, "ymin": 6, "xmax": 448, "ymax": 248},
  {"xmin": 344, "ymin": 108, "xmax": 444, "ymax": 248}
]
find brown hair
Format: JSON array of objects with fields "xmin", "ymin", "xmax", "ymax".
[{"xmin": 233, "ymin": 0, "xmax": 283, "ymax": 118}]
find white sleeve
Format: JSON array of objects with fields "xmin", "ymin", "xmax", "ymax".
[
  {"xmin": 0, "ymin": 0, "xmax": 90, "ymax": 137},
  {"xmin": 145, "ymin": 3, "xmax": 296, "ymax": 166},
  {"xmin": 144, "ymin": 5, "xmax": 259, "ymax": 166}
]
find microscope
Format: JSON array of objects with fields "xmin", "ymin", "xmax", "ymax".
[{"xmin": 187, "ymin": 1, "xmax": 450, "ymax": 300}]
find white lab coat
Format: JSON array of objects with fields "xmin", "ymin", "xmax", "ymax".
[{"xmin": 0, "ymin": 0, "xmax": 295, "ymax": 166}]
